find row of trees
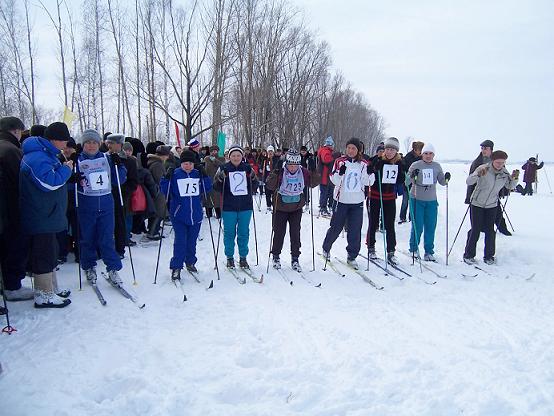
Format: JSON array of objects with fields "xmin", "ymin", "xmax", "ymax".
[{"xmin": 0, "ymin": 0, "xmax": 386, "ymax": 152}]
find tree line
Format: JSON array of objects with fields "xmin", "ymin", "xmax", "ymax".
[{"xmin": 0, "ymin": 0, "xmax": 386, "ymax": 152}]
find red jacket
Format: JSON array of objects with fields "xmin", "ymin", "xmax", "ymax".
[{"xmin": 317, "ymin": 146, "xmax": 334, "ymax": 185}]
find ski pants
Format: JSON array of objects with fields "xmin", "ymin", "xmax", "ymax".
[
  {"xmin": 319, "ymin": 184, "xmax": 329, "ymax": 210},
  {"xmin": 222, "ymin": 210, "xmax": 252, "ymax": 259},
  {"xmin": 170, "ymin": 219, "xmax": 201, "ymax": 269},
  {"xmin": 522, "ymin": 182, "xmax": 533, "ymax": 195},
  {"xmin": 271, "ymin": 208, "xmax": 302, "ymax": 259},
  {"xmin": 0, "ymin": 222, "xmax": 29, "ymax": 290},
  {"xmin": 399, "ymin": 184, "xmax": 411, "ymax": 221},
  {"xmin": 464, "ymin": 205, "xmax": 496, "ymax": 260},
  {"xmin": 113, "ymin": 199, "xmax": 127, "ymax": 255},
  {"xmin": 78, "ymin": 206, "xmax": 122, "ymax": 272},
  {"xmin": 322, "ymin": 202, "xmax": 363, "ymax": 260},
  {"xmin": 409, "ymin": 199, "xmax": 438, "ymax": 254},
  {"xmin": 367, "ymin": 198, "xmax": 397, "ymax": 253}
]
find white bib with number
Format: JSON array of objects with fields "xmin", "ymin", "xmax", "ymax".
[
  {"xmin": 229, "ymin": 171, "xmax": 248, "ymax": 196},
  {"xmin": 382, "ymin": 164, "xmax": 398, "ymax": 184},
  {"xmin": 421, "ymin": 168, "xmax": 434, "ymax": 185},
  {"xmin": 344, "ymin": 162, "xmax": 362, "ymax": 193},
  {"xmin": 177, "ymin": 178, "xmax": 200, "ymax": 197},
  {"xmin": 78, "ymin": 155, "xmax": 112, "ymax": 196},
  {"xmin": 89, "ymin": 171, "xmax": 109, "ymax": 191}
]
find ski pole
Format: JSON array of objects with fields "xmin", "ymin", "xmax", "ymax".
[
  {"xmin": 407, "ymin": 175, "xmax": 423, "ymax": 273},
  {"xmin": 74, "ymin": 166, "xmax": 82, "ymax": 290},
  {"xmin": 310, "ymin": 184, "xmax": 315, "ymax": 271},
  {"xmin": 249, "ymin": 175, "xmax": 259, "ymax": 266},
  {"xmin": 266, "ymin": 203, "xmax": 276, "ymax": 274},
  {"xmin": 114, "ymin": 159, "xmax": 137, "ymax": 285},
  {"xmin": 448, "ymin": 204, "xmax": 470, "ymax": 257},
  {"xmin": 445, "ymin": 179, "xmax": 449, "ymax": 266},
  {"xmin": 0, "ymin": 270, "xmax": 16, "ymax": 334},
  {"xmin": 200, "ymin": 168, "xmax": 220, "ymax": 283},
  {"xmin": 377, "ymin": 170, "xmax": 388, "ymax": 270},
  {"xmin": 214, "ymin": 174, "xmax": 225, "ymax": 278},
  {"xmin": 500, "ymin": 193, "xmax": 515, "ymax": 233}
]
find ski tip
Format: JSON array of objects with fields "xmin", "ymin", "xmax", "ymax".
[
  {"xmin": 289, "ymin": 281, "xmax": 293, "ymax": 286},
  {"xmin": 139, "ymin": 303, "xmax": 146, "ymax": 309},
  {"xmin": 208, "ymin": 280, "xmax": 214, "ymax": 289},
  {"xmin": 259, "ymin": 276, "xmax": 264, "ymax": 284},
  {"xmin": 183, "ymin": 295, "xmax": 187, "ymax": 302},
  {"xmin": 315, "ymin": 283, "xmax": 322, "ymax": 288}
]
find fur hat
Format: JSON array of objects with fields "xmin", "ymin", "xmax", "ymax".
[
  {"xmin": 0, "ymin": 116, "xmax": 25, "ymax": 132},
  {"xmin": 44, "ymin": 122, "xmax": 71, "ymax": 141},
  {"xmin": 422, "ymin": 143, "xmax": 435, "ymax": 154},
  {"xmin": 122, "ymin": 142, "xmax": 134, "ymax": 153},
  {"xmin": 180, "ymin": 150, "xmax": 196, "ymax": 163},
  {"xmin": 384, "ymin": 137, "xmax": 400, "ymax": 151},
  {"xmin": 106, "ymin": 133, "xmax": 125, "ymax": 145},
  {"xmin": 30, "ymin": 124, "xmax": 47, "ymax": 138},
  {"xmin": 156, "ymin": 145, "xmax": 172, "ymax": 156},
  {"xmin": 285, "ymin": 148, "xmax": 301, "ymax": 165},
  {"xmin": 80, "ymin": 129, "xmax": 102, "ymax": 144},
  {"xmin": 491, "ymin": 150, "xmax": 508, "ymax": 161}
]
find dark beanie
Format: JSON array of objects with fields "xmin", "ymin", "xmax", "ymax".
[
  {"xmin": 145, "ymin": 142, "xmax": 159, "ymax": 155},
  {"xmin": 0, "ymin": 116, "xmax": 25, "ymax": 131},
  {"xmin": 156, "ymin": 145, "xmax": 172, "ymax": 156},
  {"xmin": 491, "ymin": 150, "xmax": 508, "ymax": 161},
  {"xmin": 30, "ymin": 124, "xmax": 47, "ymax": 138},
  {"xmin": 66, "ymin": 138, "xmax": 77, "ymax": 150},
  {"xmin": 180, "ymin": 150, "xmax": 196, "ymax": 163},
  {"xmin": 300, "ymin": 145, "xmax": 308, "ymax": 151},
  {"xmin": 44, "ymin": 122, "xmax": 71, "ymax": 141},
  {"xmin": 480, "ymin": 139, "xmax": 494, "ymax": 149},
  {"xmin": 103, "ymin": 132, "xmax": 112, "ymax": 142},
  {"xmin": 346, "ymin": 137, "xmax": 363, "ymax": 153}
]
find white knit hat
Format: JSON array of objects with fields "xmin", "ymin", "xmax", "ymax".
[
  {"xmin": 384, "ymin": 137, "xmax": 400, "ymax": 151},
  {"xmin": 267, "ymin": 145, "xmax": 275, "ymax": 152},
  {"xmin": 422, "ymin": 143, "xmax": 435, "ymax": 154}
]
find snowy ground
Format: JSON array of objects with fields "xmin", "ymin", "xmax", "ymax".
[{"xmin": 1, "ymin": 163, "xmax": 554, "ymax": 416}]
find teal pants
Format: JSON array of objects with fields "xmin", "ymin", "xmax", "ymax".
[
  {"xmin": 409, "ymin": 199, "xmax": 438, "ymax": 255},
  {"xmin": 222, "ymin": 210, "xmax": 252, "ymax": 259}
]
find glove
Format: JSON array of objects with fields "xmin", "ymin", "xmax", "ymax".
[
  {"xmin": 444, "ymin": 172, "xmax": 451, "ymax": 182},
  {"xmin": 477, "ymin": 166, "xmax": 488, "ymax": 177},
  {"xmin": 214, "ymin": 169, "xmax": 226, "ymax": 182},
  {"xmin": 366, "ymin": 165, "xmax": 373, "ymax": 175},
  {"xmin": 111, "ymin": 153, "xmax": 121, "ymax": 166},
  {"xmin": 164, "ymin": 167, "xmax": 175, "ymax": 180},
  {"xmin": 69, "ymin": 171, "xmax": 85, "ymax": 184},
  {"xmin": 410, "ymin": 168, "xmax": 420, "ymax": 179},
  {"xmin": 338, "ymin": 164, "xmax": 347, "ymax": 176},
  {"xmin": 511, "ymin": 169, "xmax": 520, "ymax": 180}
]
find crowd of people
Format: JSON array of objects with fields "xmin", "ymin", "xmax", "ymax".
[{"xmin": 0, "ymin": 114, "xmax": 539, "ymax": 314}]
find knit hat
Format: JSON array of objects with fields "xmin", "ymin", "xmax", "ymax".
[
  {"xmin": 480, "ymin": 139, "xmax": 494, "ymax": 149},
  {"xmin": 324, "ymin": 136, "xmax": 334, "ymax": 147},
  {"xmin": 346, "ymin": 137, "xmax": 363, "ymax": 153},
  {"xmin": 188, "ymin": 138, "xmax": 200, "ymax": 149},
  {"xmin": 122, "ymin": 142, "xmax": 134, "ymax": 153},
  {"xmin": 267, "ymin": 145, "xmax": 275, "ymax": 152},
  {"xmin": 80, "ymin": 129, "xmax": 102, "ymax": 144},
  {"xmin": 44, "ymin": 122, "xmax": 71, "ymax": 141},
  {"xmin": 30, "ymin": 124, "xmax": 47, "ymax": 138},
  {"xmin": 209, "ymin": 145, "xmax": 219, "ymax": 152},
  {"xmin": 529, "ymin": 157, "xmax": 537, "ymax": 163},
  {"xmin": 0, "ymin": 116, "xmax": 25, "ymax": 131},
  {"xmin": 106, "ymin": 133, "xmax": 125, "ymax": 145},
  {"xmin": 156, "ymin": 145, "xmax": 172, "ymax": 156},
  {"xmin": 384, "ymin": 137, "xmax": 400, "ymax": 151},
  {"xmin": 422, "ymin": 143, "xmax": 435, "ymax": 154},
  {"xmin": 145, "ymin": 142, "xmax": 159, "ymax": 155},
  {"xmin": 228, "ymin": 144, "xmax": 244, "ymax": 157},
  {"xmin": 491, "ymin": 150, "xmax": 508, "ymax": 161},
  {"xmin": 180, "ymin": 150, "xmax": 196, "ymax": 163},
  {"xmin": 285, "ymin": 148, "xmax": 301, "ymax": 165},
  {"xmin": 375, "ymin": 144, "xmax": 385, "ymax": 153}
]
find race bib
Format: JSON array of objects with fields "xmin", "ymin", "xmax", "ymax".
[
  {"xmin": 89, "ymin": 171, "xmax": 109, "ymax": 191},
  {"xmin": 229, "ymin": 171, "xmax": 248, "ymax": 196},
  {"xmin": 382, "ymin": 164, "xmax": 398, "ymax": 184},
  {"xmin": 421, "ymin": 169, "xmax": 434, "ymax": 185},
  {"xmin": 177, "ymin": 178, "xmax": 200, "ymax": 197},
  {"xmin": 344, "ymin": 163, "xmax": 361, "ymax": 193}
]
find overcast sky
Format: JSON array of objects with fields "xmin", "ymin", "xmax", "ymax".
[
  {"xmin": 32, "ymin": 0, "xmax": 553, "ymax": 161},
  {"xmin": 292, "ymin": 0, "xmax": 554, "ymax": 161}
]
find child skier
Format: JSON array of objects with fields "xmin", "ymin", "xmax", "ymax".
[
  {"xmin": 213, "ymin": 144, "xmax": 258, "ymax": 269},
  {"xmin": 168, "ymin": 150, "xmax": 212, "ymax": 280},
  {"xmin": 321, "ymin": 138, "xmax": 374, "ymax": 269},
  {"xmin": 407, "ymin": 143, "xmax": 450, "ymax": 262},
  {"xmin": 366, "ymin": 137, "xmax": 405, "ymax": 265},
  {"xmin": 76, "ymin": 130, "xmax": 127, "ymax": 286},
  {"xmin": 265, "ymin": 149, "xmax": 312, "ymax": 271}
]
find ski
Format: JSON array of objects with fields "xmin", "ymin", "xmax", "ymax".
[
  {"xmin": 290, "ymin": 267, "xmax": 321, "ymax": 288},
  {"xmin": 272, "ymin": 267, "xmax": 293, "ymax": 286},
  {"xmin": 333, "ymin": 257, "xmax": 384, "ymax": 290},
  {"xmin": 172, "ymin": 278, "xmax": 188, "ymax": 302},
  {"xmin": 358, "ymin": 254, "xmax": 403, "ymax": 280},
  {"xmin": 399, "ymin": 250, "xmax": 448, "ymax": 279},
  {"xmin": 101, "ymin": 272, "xmax": 146, "ymax": 308},
  {"xmin": 461, "ymin": 273, "xmax": 478, "ymax": 279},
  {"xmin": 238, "ymin": 267, "xmax": 263, "ymax": 284},
  {"xmin": 91, "ymin": 282, "xmax": 107, "ymax": 306},
  {"xmin": 317, "ymin": 252, "xmax": 346, "ymax": 277},
  {"xmin": 226, "ymin": 266, "xmax": 246, "ymax": 284},
  {"xmin": 185, "ymin": 269, "xmax": 202, "ymax": 283}
]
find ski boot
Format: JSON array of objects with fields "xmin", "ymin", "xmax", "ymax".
[
  {"xmin": 226, "ymin": 258, "xmax": 235, "ymax": 269},
  {"xmin": 424, "ymin": 253, "xmax": 437, "ymax": 262},
  {"xmin": 239, "ymin": 257, "xmax": 250, "ymax": 269},
  {"xmin": 186, "ymin": 264, "xmax": 198, "ymax": 273},
  {"xmin": 272, "ymin": 255, "xmax": 282, "ymax": 270},
  {"xmin": 84, "ymin": 268, "xmax": 98, "ymax": 284},
  {"xmin": 106, "ymin": 270, "xmax": 123, "ymax": 287},
  {"xmin": 463, "ymin": 257, "xmax": 477, "ymax": 265},
  {"xmin": 171, "ymin": 269, "xmax": 181, "ymax": 281},
  {"xmin": 483, "ymin": 257, "xmax": 496, "ymax": 265},
  {"xmin": 347, "ymin": 257, "xmax": 359, "ymax": 270},
  {"xmin": 291, "ymin": 257, "xmax": 301, "ymax": 272},
  {"xmin": 322, "ymin": 250, "xmax": 331, "ymax": 261},
  {"xmin": 368, "ymin": 246, "xmax": 378, "ymax": 260},
  {"xmin": 387, "ymin": 252, "xmax": 399, "ymax": 266}
]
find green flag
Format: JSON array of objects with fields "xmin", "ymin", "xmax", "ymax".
[{"xmin": 217, "ymin": 131, "xmax": 226, "ymax": 157}]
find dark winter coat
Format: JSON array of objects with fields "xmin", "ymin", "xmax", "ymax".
[
  {"xmin": 213, "ymin": 161, "xmax": 258, "ymax": 212},
  {"xmin": 147, "ymin": 154, "xmax": 167, "ymax": 217},
  {"xmin": 465, "ymin": 153, "xmax": 488, "ymax": 204},
  {"xmin": 169, "ymin": 167, "xmax": 212, "ymax": 225},
  {"xmin": 369, "ymin": 153, "xmax": 405, "ymax": 201},
  {"xmin": 0, "ymin": 130, "xmax": 23, "ymax": 224},
  {"xmin": 19, "ymin": 137, "xmax": 72, "ymax": 235},
  {"xmin": 402, "ymin": 150, "xmax": 421, "ymax": 171},
  {"xmin": 204, "ymin": 155, "xmax": 225, "ymax": 209},
  {"xmin": 110, "ymin": 153, "xmax": 138, "ymax": 214},
  {"xmin": 522, "ymin": 160, "xmax": 544, "ymax": 183},
  {"xmin": 137, "ymin": 166, "xmax": 158, "ymax": 217},
  {"xmin": 262, "ymin": 155, "xmax": 281, "ymax": 180},
  {"xmin": 0, "ymin": 165, "xmax": 6, "ymax": 234},
  {"xmin": 300, "ymin": 152, "xmax": 316, "ymax": 171},
  {"xmin": 266, "ymin": 167, "xmax": 311, "ymax": 212}
]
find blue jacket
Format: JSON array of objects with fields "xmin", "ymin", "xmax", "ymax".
[
  {"xmin": 213, "ymin": 161, "xmax": 258, "ymax": 212},
  {"xmin": 19, "ymin": 136, "xmax": 72, "ymax": 234},
  {"xmin": 169, "ymin": 167, "xmax": 212, "ymax": 225},
  {"xmin": 76, "ymin": 151, "xmax": 127, "ymax": 211}
]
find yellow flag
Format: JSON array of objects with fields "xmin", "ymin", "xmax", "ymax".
[{"xmin": 63, "ymin": 106, "xmax": 77, "ymax": 129}]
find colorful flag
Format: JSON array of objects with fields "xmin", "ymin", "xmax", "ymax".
[
  {"xmin": 63, "ymin": 106, "xmax": 77, "ymax": 129},
  {"xmin": 217, "ymin": 130, "xmax": 226, "ymax": 157}
]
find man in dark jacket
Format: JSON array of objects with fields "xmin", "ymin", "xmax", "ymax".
[
  {"xmin": 465, "ymin": 139, "xmax": 511, "ymax": 236},
  {"xmin": 0, "ymin": 116, "xmax": 33, "ymax": 301},
  {"xmin": 521, "ymin": 157, "xmax": 544, "ymax": 195},
  {"xmin": 399, "ymin": 141, "xmax": 423, "ymax": 223},
  {"xmin": 20, "ymin": 122, "xmax": 73, "ymax": 308}
]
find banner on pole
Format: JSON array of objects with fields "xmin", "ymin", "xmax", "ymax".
[
  {"xmin": 174, "ymin": 122, "xmax": 182, "ymax": 147},
  {"xmin": 217, "ymin": 131, "xmax": 226, "ymax": 157}
]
